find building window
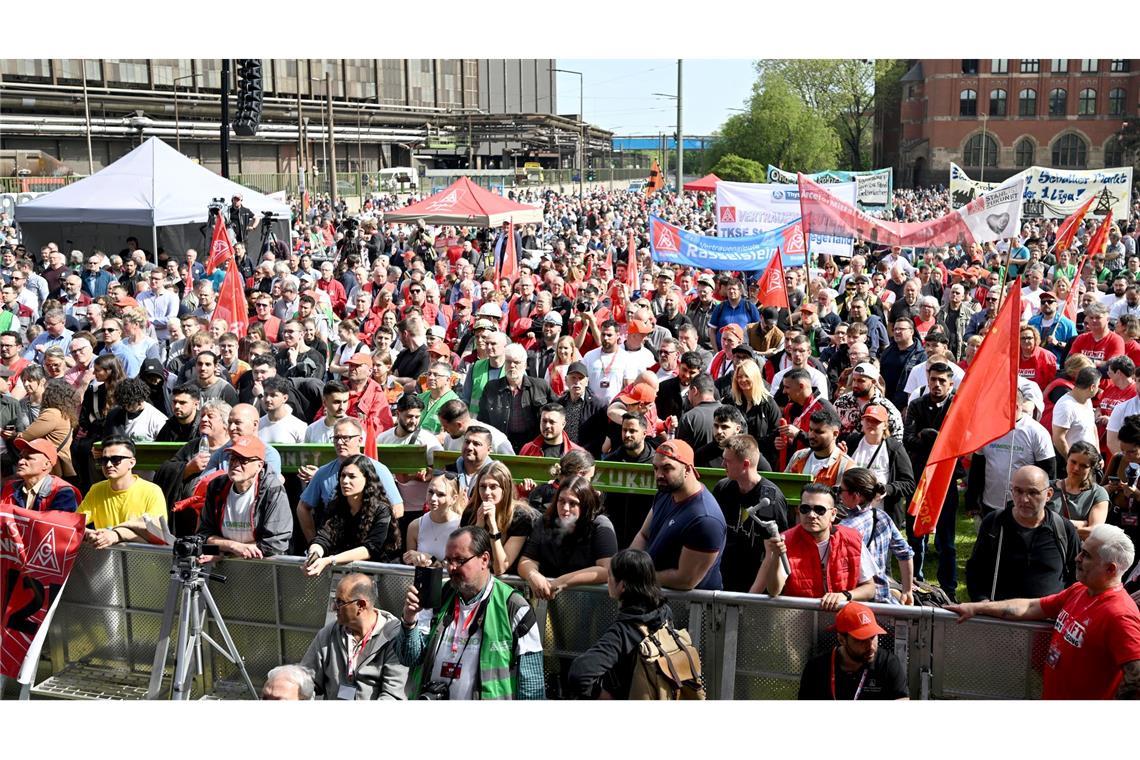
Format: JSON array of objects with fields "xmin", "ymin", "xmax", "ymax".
[
  {"xmin": 1105, "ymin": 138, "xmax": 1125, "ymax": 167},
  {"xmin": 1109, "ymin": 88, "xmax": 1127, "ymax": 116},
  {"xmin": 1079, "ymin": 88, "xmax": 1097, "ymax": 115},
  {"xmin": 1051, "ymin": 59, "xmax": 1068, "ymax": 73},
  {"xmin": 1049, "ymin": 88, "xmax": 1068, "ymax": 117},
  {"xmin": 991, "ymin": 59, "xmax": 1009, "ymax": 74},
  {"xmin": 1020, "ymin": 59, "xmax": 1040, "ymax": 73},
  {"xmin": 959, "ymin": 89, "xmax": 978, "ymax": 117},
  {"xmin": 1111, "ymin": 60, "xmax": 1130, "ymax": 73},
  {"xmin": 989, "ymin": 88, "xmax": 1007, "ymax": 116},
  {"xmin": 964, "ymin": 134, "xmax": 998, "ymax": 167},
  {"xmin": 1052, "ymin": 134, "xmax": 1088, "ymax": 168},
  {"xmin": 378, "ymin": 59, "xmax": 407, "ymax": 106},
  {"xmin": 1015, "ymin": 138, "xmax": 1035, "ymax": 167},
  {"xmin": 1081, "ymin": 59, "xmax": 1099, "ymax": 73},
  {"xmin": 1019, "ymin": 88, "xmax": 1037, "ymax": 116},
  {"xmin": 961, "ymin": 59, "xmax": 979, "ymax": 75}
]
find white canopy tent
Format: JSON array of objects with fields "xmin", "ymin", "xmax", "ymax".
[{"xmin": 14, "ymin": 137, "xmax": 290, "ymax": 261}]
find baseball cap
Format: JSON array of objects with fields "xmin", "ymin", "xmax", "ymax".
[
  {"xmin": 473, "ymin": 318, "xmax": 498, "ymax": 332},
  {"xmin": 228, "ymin": 436, "xmax": 266, "ymax": 461},
  {"xmin": 656, "ymin": 439, "xmax": 695, "ymax": 469},
  {"xmin": 720, "ymin": 324, "xmax": 744, "ymax": 341},
  {"xmin": 542, "ymin": 312, "xmax": 564, "ymax": 326},
  {"xmin": 428, "ymin": 342, "xmax": 451, "ymax": 358},
  {"xmin": 853, "ymin": 362, "xmax": 880, "ymax": 381},
  {"xmin": 697, "ymin": 275, "xmax": 716, "ymax": 288},
  {"xmin": 345, "ymin": 353, "xmax": 374, "ymax": 367},
  {"xmin": 800, "ymin": 303, "xmax": 818, "ymax": 314},
  {"xmin": 426, "ymin": 325, "xmax": 446, "ymax": 340},
  {"xmin": 566, "ymin": 361, "xmax": 588, "ymax": 378},
  {"xmin": 14, "ymin": 437, "xmax": 59, "ymax": 466},
  {"xmin": 628, "ymin": 319, "xmax": 652, "ymax": 335},
  {"xmin": 1039, "ymin": 291, "xmax": 1058, "ymax": 302},
  {"xmin": 862, "ymin": 405, "xmax": 889, "ymax": 424},
  {"xmin": 732, "ymin": 344, "xmax": 756, "ymax": 359},
  {"xmin": 828, "ymin": 602, "xmax": 886, "ymax": 640},
  {"xmin": 618, "ymin": 383, "xmax": 656, "ymax": 405},
  {"xmin": 455, "ymin": 297, "xmax": 472, "ymax": 308}
]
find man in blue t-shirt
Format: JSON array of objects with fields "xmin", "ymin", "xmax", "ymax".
[
  {"xmin": 707, "ymin": 276, "xmax": 761, "ymax": 350},
  {"xmin": 631, "ymin": 439, "xmax": 727, "ymax": 591},
  {"xmin": 296, "ymin": 417, "xmax": 403, "ymax": 543}
]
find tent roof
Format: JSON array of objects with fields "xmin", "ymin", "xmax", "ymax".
[
  {"xmin": 383, "ymin": 177, "xmax": 543, "ymax": 227},
  {"xmin": 683, "ymin": 173, "xmax": 721, "ymax": 192},
  {"xmin": 14, "ymin": 137, "xmax": 290, "ymax": 227}
]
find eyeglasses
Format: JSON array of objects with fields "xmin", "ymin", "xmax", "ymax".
[
  {"xmin": 103, "ymin": 326, "xmax": 121, "ymax": 333},
  {"xmin": 98, "ymin": 454, "xmax": 133, "ymax": 468},
  {"xmin": 332, "ymin": 434, "xmax": 361, "ymax": 443},
  {"xmin": 443, "ymin": 554, "xmax": 480, "ymax": 570},
  {"xmin": 798, "ymin": 504, "xmax": 830, "ymax": 516},
  {"xmin": 228, "ymin": 454, "xmax": 262, "ymax": 467},
  {"xmin": 333, "ymin": 598, "xmax": 363, "ymax": 610}
]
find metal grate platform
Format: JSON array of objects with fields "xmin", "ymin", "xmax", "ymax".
[{"xmin": 30, "ymin": 663, "xmax": 154, "ymax": 700}]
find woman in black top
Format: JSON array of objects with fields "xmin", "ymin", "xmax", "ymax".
[
  {"xmin": 460, "ymin": 460, "xmax": 540, "ymax": 575},
  {"xmin": 518, "ymin": 475, "xmax": 618, "ymax": 599},
  {"xmin": 303, "ymin": 454, "xmax": 400, "ymax": 574},
  {"xmin": 566, "ymin": 548, "xmax": 672, "ymax": 699}
]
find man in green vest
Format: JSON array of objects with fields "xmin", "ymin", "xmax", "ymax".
[
  {"xmin": 460, "ymin": 329, "xmax": 507, "ymax": 418},
  {"xmin": 397, "ymin": 525, "xmax": 544, "ymax": 700},
  {"xmin": 418, "ymin": 359, "xmax": 459, "ymax": 434}
]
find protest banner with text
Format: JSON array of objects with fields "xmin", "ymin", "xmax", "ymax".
[{"xmin": 716, "ymin": 181, "xmax": 857, "ymax": 259}]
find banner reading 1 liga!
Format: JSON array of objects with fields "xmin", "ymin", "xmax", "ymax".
[
  {"xmin": 716, "ymin": 180, "xmax": 857, "ymax": 259},
  {"xmin": 950, "ymin": 162, "xmax": 1132, "ymax": 220},
  {"xmin": 767, "ymin": 165, "xmax": 893, "ymax": 208},
  {"xmin": 649, "ymin": 214, "xmax": 808, "ymax": 271},
  {"xmin": 798, "ymin": 172, "xmax": 1026, "ymax": 248}
]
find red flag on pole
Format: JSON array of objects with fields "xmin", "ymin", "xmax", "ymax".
[
  {"xmin": 1083, "ymin": 209, "xmax": 1114, "ymax": 259},
  {"xmin": 205, "ymin": 214, "xmax": 234, "ymax": 275},
  {"xmin": 756, "ymin": 248, "xmax": 790, "ymax": 310},
  {"xmin": 624, "ymin": 229, "xmax": 639, "ymax": 291},
  {"xmin": 908, "ymin": 281, "xmax": 1022, "ymax": 536},
  {"xmin": 1063, "ymin": 253, "xmax": 1089, "ymax": 322},
  {"xmin": 212, "ymin": 253, "xmax": 249, "ymax": 338},
  {"xmin": 1052, "ymin": 194, "xmax": 1096, "ymax": 254},
  {"xmin": 498, "ymin": 220, "xmax": 518, "ymax": 284},
  {"xmin": 183, "ymin": 258, "xmax": 194, "ymax": 297}
]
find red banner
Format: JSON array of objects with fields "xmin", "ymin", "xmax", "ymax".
[
  {"xmin": 1, "ymin": 505, "xmax": 86, "ymax": 678},
  {"xmin": 212, "ymin": 251, "xmax": 249, "ymax": 338},
  {"xmin": 1052, "ymin": 194, "xmax": 1096, "ymax": 254},
  {"xmin": 498, "ymin": 220, "xmax": 518, "ymax": 284},
  {"xmin": 756, "ymin": 247, "xmax": 790, "ymax": 310},
  {"xmin": 205, "ymin": 214, "xmax": 235, "ymax": 275}
]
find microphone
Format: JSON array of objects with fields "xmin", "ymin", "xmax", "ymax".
[{"xmin": 745, "ymin": 498, "xmax": 791, "ymax": 577}]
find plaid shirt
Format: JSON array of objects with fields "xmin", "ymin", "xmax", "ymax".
[{"xmin": 840, "ymin": 505, "xmax": 914, "ymax": 604}]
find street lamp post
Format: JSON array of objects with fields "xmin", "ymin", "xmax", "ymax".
[
  {"xmin": 980, "ymin": 111, "xmax": 989, "ymax": 183},
  {"xmin": 554, "ymin": 68, "xmax": 584, "ymax": 199},
  {"xmin": 653, "ymin": 59, "xmax": 685, "ymax": 191},
  {"xmin": 80, "ymin": 59, "xmax": 95, "ymax": 174},
  {"xmin": 173, "ymin": 72, "xmax": 206, "ymax": 153}
]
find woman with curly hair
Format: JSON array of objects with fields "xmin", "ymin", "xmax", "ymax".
[
  {"xmin": 303, "ymin": 454, "xmax": 400, "ymax": 575},
  {"xmin": 461, "ymin": 460, "xmax": 540, "ymax": 575},
  {"xmin": 17, "ymin": 379, "xmax": 80, "ymax": 479}
]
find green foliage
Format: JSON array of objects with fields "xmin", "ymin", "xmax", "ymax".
[{"xmin": 708, "ymin": 153, "xmax": 766, "ymax": 183}]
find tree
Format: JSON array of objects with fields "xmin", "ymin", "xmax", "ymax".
[
  {"xmin": 709, "ymin": 154, "xmax": 766, "ymax": 183},
  {"xmin": 704, "ymin": 72, "xmax": 839, "ymax": 174}
]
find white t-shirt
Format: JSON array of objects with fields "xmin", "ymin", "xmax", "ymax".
[
  {"xmin": 852, "ymin": 437, "xmax": 890, "ymax": 508},
  {"xmin": 582, "ymin": 346, "xmax": 636, "ymax": 404},
  {"xmin": 377, "ymin": 427, "xmax": 442, "ymax": 514},
  {"xmin": 978, "ymin": 416, "xmax": 1056, "ymax": 510},
  {"xmin": 1051, "ymin": 393, "xmax": 1098, "ymax": 449},
  {"xmin": 1107, "ymin": 396, "xmax": 1140, "ymax": 434},
  {"xmin": 905, "ymin": 360, "xmax": 965, "ymax": 400},
  {"xmin": 125, "ymin": 403, "xmax": 169, "ymax": 443},
  {"xmin": 221, "ymin": 482, "xmax": 257, "ymax": 544},
  {"xmin": 258, "ymin": 411, "xmax": 308, "ymax": 444},
  {"xmin": 771, "ymin": 365, "xmax": 831, "ymax": 401},
  {"xmin": 305, "ymin": 417, "xmax": 339, "ymax": 444},
  {"xmin": 1109, "ymin": 300, "xmax": 1140, "ymax": 321},
  {"xmin": 621, "ymin": 345, "xmax": 656, "ymax": 378}
]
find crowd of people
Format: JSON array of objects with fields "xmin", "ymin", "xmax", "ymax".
[{"xmin": 2, "ymin": 179, "xmax": 1139, "ymax": 700}]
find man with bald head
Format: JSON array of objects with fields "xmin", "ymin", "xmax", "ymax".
[
  {"xmin": 965, "ymin": 465, "xmax": 1078, "ymax": 602},
  {"xmin": 202, "ymin": 403, "xmax": 284, "ymax": 475}
]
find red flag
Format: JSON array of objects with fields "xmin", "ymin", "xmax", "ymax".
[
  {"xmin": 756, "ymin": 248, "xmax": 790, "ymax": 310},
  {"xmin": 183, "ymin": 258, "xmax": 194, "ymax": 297},
  {"xmin": 1052, "ymin": 194, "xmax": 1096, "ymax": 254},
  {"xmin": 1083, "ymin": 209, "xmax": 1114, "ymax": 259},
  {"xmin": 908, "ymin": 281, "xmax": 1021, "ymax": 536},
  {"xmin": 625, "ymin": 229, "xmax": 639, "ymax": 291},
  {"xmin": 205, "ymin": 214, "xmax": 234, "ymax": 275},
  {"xmin": 212, "ymin": 253, "xmax": 249, "ymax": 338},
  {"xmin": 646, "ymin": 159, "xmax": 665, "ymax": 195},
  {"xmin": 498, "ymin": 220, "xmax": 518, "ymax": 284},
  {"xmin": 1063, "ymin": 253, "xmax": 1089, "ymax": 322}
]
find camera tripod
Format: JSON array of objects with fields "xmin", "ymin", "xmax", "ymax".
[
  {"xmin": 257, "ymin": 212, "xmax": 280, "ymax": 266},
  {"xmin": 146, "ymin": 556, "xmax": 258, "ymax": 700}
]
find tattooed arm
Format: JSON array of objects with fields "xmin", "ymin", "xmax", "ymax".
[
  {"xmin": 945, "ymin": 598, "xmax": 1046, "ymax": 623},
  {"xmin": 1117, "ymin": 660, "xmax": 1140, "ymax": 700}
]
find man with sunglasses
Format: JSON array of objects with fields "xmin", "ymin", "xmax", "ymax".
[
  {"xmin": 80, "ymin": 435, "xmax": 166, "ymax": 541},
  {"xmin": 398, "ymin": 526, "xmax": 544, "ymax": 700},
  {"xmin": 197, "ymin": 436, "xmax": 292, "ymax": 558},
  {"xmin": 249, "ymin": 293, "xmax": 283, "ymax": 343},
  {"xmin": 753, "ymin": 482, "xmax": 876, "ymax": 610}
]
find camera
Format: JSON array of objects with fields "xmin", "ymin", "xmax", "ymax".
[
  {"xmin": 339, "ymin": 217, "xmax": 360, "ymax": 235},
  {"xmin": 418, "ymin": 680, "xmax": 451, "ymax": 700},
  {"xmin": 576, "ymin": 300, "xmax": 591, "ymax": 312},
  {"xmin": 173, "ymin": 535, "xmax": 221, "ymax": 560}
]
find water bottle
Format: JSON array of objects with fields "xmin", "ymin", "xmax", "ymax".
[{"xmin": 198, "ymin": 435, "xmax": 210, "ymax": 457}]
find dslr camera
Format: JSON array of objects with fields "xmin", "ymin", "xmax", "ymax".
[
  {"xmin": 172, "ymin": 535, "xmax": 221, "ymax": 561},
  {"xmin": 418, "ymin": 680, "xmax": 450, "ymax": 700}
]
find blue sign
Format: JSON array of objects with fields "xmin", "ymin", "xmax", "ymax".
[{"xmin": 648, "ymin": 215, "xmax": 807, "ymax": 272}]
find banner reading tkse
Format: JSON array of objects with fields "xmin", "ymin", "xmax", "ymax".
[
  {"xmin": 649, "ymin": 215, "xmax": 808, "ymax": 271},
  {"xmin": 715, "ymin": 181, "xmax": 857, "ymax": 259}
]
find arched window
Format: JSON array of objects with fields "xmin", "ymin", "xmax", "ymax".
[
  {"xmin": 1052, "ymin": 134, "xmax": 1088, "ymax": 168},
  {"xmin": 1105, "ymin": 138, "xmax": 1124, "ymax": 167},
  {"xmin": 1109, "ymin": 88, "xmax": 1127, "ymax": 117},
  {"xmin": 964, "ymin": 134, "xmax": 998, "ymax": 167},
  {"xmin": 1078, "ymin": 88, "xmax": 1097, "ymax": 115},
  {"xmin": 1019, "ymin": 88, "xmax": 1037, "ymax": 116},
  {"xmin": 959, "ymin": 89, "xmax": 978, "ymax": 117},
  {"xmin": 1049, "ymin": 88, "xmax": 1067, "ymax": 117},
  {"xmin": 989, "ymin": 88, "xmax": 1007, "ymax": 116},
  {"xmin": 1015, "ymin": 139, "xmax": 1035, "ymax": 167}
]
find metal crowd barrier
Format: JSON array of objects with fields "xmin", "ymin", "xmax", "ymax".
[{"xmin": 27, "ymin": 543, "xmax": 1053, "ymax": 700}]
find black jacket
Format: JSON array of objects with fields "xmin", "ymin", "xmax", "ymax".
[
  {"xmin": 567, "ymin": 602, "xmax": 672, "ymax": 699},
  {"xmin": 965, "ymin": 507, "xmax": 1078, "ymax": 602},
  {"xmin": 478, "ymin": 374, "xmax": 553, "ymax": 451}
]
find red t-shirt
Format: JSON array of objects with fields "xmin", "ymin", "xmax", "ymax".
[
  {"xmin": 1125, "ymin": 338, "xmax": 1140, "ymax": 368},
  {"xmin": 1070, "ymin": 331, "xmax": 1125, "ymax": 364},
  {"xmin": 1018, "ymin": 348, "xmax": 1058, "ymax": 391},
  {"xmin": 1099, "ymin": 383, "xmax": 1137, "ymax": 420},
  {"xmin": 1037, "ymin": 583, "xmax": 1140, "ymax": 699}
]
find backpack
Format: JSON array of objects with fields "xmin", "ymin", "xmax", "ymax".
[{"xmin": 627, "ymin": 623, "xmax": 706, "ymax": 700}]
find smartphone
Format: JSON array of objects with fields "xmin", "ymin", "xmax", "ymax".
[
  {"xmin": 413, "ymin": 565, "xmax": 443, "ymax": 610},
  {"xmin": 1107, "ymin": 476, "xmax": 1122, "ymax": 484}
]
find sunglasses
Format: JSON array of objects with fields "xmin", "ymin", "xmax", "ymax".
[
  {"xmin": 98, "ymin": 454, "xmax": 133, "ymax": 468},
  {"xmin": 798, "ymin": 504, "xmax": 830, "ymax": 516}
]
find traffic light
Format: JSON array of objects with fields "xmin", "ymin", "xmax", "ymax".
[{"xmin": 233, "ymin": 59, "xmax": 263, "ymax": 137}]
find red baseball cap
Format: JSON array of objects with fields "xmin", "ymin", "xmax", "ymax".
[
  {"xmin": 428, "ymin": 342, "xmax": 451, "ymax": 358},
  {"xmin": 14, "ymin": 437, "xmax": 59, "ymax": 466},
  {"xmin": 720, "ymin": 324, "xmax": 744, "ymax": 340},
  {"xmin": 828, "ymin": 602, "xmax": 887, "ymax": 640},
  {"xmin": 656, "ymin": 440, "xmax": 695, "ymax": 468},
  {"xmin": 228, "ymin": 436, "xmax": 266, "ymax": 461},
  {"xmin": 617, "ymin": 383, "xmax": 656, "ymax": 405},
  {"xmin": 345, "ymin": 353, "xmax": 374, "ymax": 367},
  {"xmin": 627, "ymin": 319, "xmax": 652, "ymax": 335}
]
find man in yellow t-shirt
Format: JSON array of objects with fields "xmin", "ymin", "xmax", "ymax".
[{"xmin": 81, "ymin": 435, "xmax": 167, "ymax": 544}]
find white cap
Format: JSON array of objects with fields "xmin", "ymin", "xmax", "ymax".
[{"xmin": 853, "ymin": 362, "xmax": 880, "ymax": 381}]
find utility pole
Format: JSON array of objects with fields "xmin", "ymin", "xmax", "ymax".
[
  {"xmin": 676, "ymin": 59, "xmax": 683, "ymax": 190},
  {"xmin": 81, "ymin": 59, "xmax": 94, "ymax": 174},
  {"xmin": 327, "ymin": 72, "xmax": 339, "ymax": 206},
  {"xmin": 220, "ymin": 59, "xmax": 231, "ymax": 178},
  {"xmin": 554, "ymin": 68, "xmax": 584, "ymax": 199}
]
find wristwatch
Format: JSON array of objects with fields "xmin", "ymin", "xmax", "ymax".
[
  {"xmin": 489, "ymin": 532, "xmax": 502, "ymax": 541},
  {"xmin": 842, "ymin": 590, "xmax": 853, "ymax": 601}
]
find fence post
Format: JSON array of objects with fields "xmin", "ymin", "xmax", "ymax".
[{"xmin": 717, "ymin": 603, "xmax": 739, "ymax": 700}]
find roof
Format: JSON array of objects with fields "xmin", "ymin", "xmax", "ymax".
[
  {"xmin": 900, "ymin": 62, "xmax": 925, "ymax": 83},
  {"xmin": 382, "ymin": 177, "xmax": 543, "ymax": 227}
]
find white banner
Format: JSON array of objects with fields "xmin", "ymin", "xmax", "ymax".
[
  {"xmin": 950, "ymin": 163, "xmax": 1132, "ymax": 220},
  {"xmin": 768, "ymin": 166, "xmax": 893, "ymax": 207},
  {"xmin": 716, "ymin": 181, "xmax": 857, "ymax": 258}
]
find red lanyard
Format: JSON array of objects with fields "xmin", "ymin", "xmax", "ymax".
[
  {"xmin": 829, "ymin": 648, "xmax": 868, "ymax": 700},
  {"xmin": 450, "ymin": 597, "xmax": 480, "ymax": 654},
  {"xmin": 347, "ymin": 624, "xmax": 374, "ymax": 679}
]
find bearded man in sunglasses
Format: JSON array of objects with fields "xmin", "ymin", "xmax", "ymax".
[
  {"xmin": 752, "ymin": 482, "xmax": 876, "ymax": 611},
  {"xmin": 81, "ymin": 435, "xmax": 167, "ymax": 546}
]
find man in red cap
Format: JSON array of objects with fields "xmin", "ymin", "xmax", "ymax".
[
  {"xmin": 797, "ymin": 601, "xmax": 908, "ymax": 700},
  {"xmin": 631, "ymin": 439, "xmax": 727, "ymax": 591},
  {"xmin": 621, "ymin": 317, "xmax": 656, "ymax": 377},
  {"xmin": 0, "ymin": 438, "xmax": 81, "ymax": 513},
  {"xmin": 197, "ymin": 436, "xmax": 293, "ymax": 558}
]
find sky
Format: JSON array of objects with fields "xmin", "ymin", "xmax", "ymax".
[{"xmin": 555, "ymin": 59, "xmax": 757, "ymax": 137}]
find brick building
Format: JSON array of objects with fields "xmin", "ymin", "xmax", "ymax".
[{"xmin": 876, "ymin": 58, "xmax": 1138, "ymax": 188}]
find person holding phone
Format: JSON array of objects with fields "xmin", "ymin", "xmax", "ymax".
[{"xmin": 460, "ymin": 461, "xmax": 539, "ymax": 576}]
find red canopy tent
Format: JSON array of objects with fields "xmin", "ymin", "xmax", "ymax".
[
  {"xmin": 382, "ymin": 177, "xmax": 544, "ymax": 227},
  {"xmin": 682, "ymin": 173, "xmax": 721, "ymax": 192}
]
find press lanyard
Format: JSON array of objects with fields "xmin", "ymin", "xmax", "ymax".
[
  {"xmin": 830, "ymin": 648, "xmax": 869, "ymax": 700},
  {"xmin": 347, "ymin": 624, "xmax": 374, "ymax": 679},
  {"xmin": 450, "ymin": 597, "xmax": 480, "ymax": 654}
]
